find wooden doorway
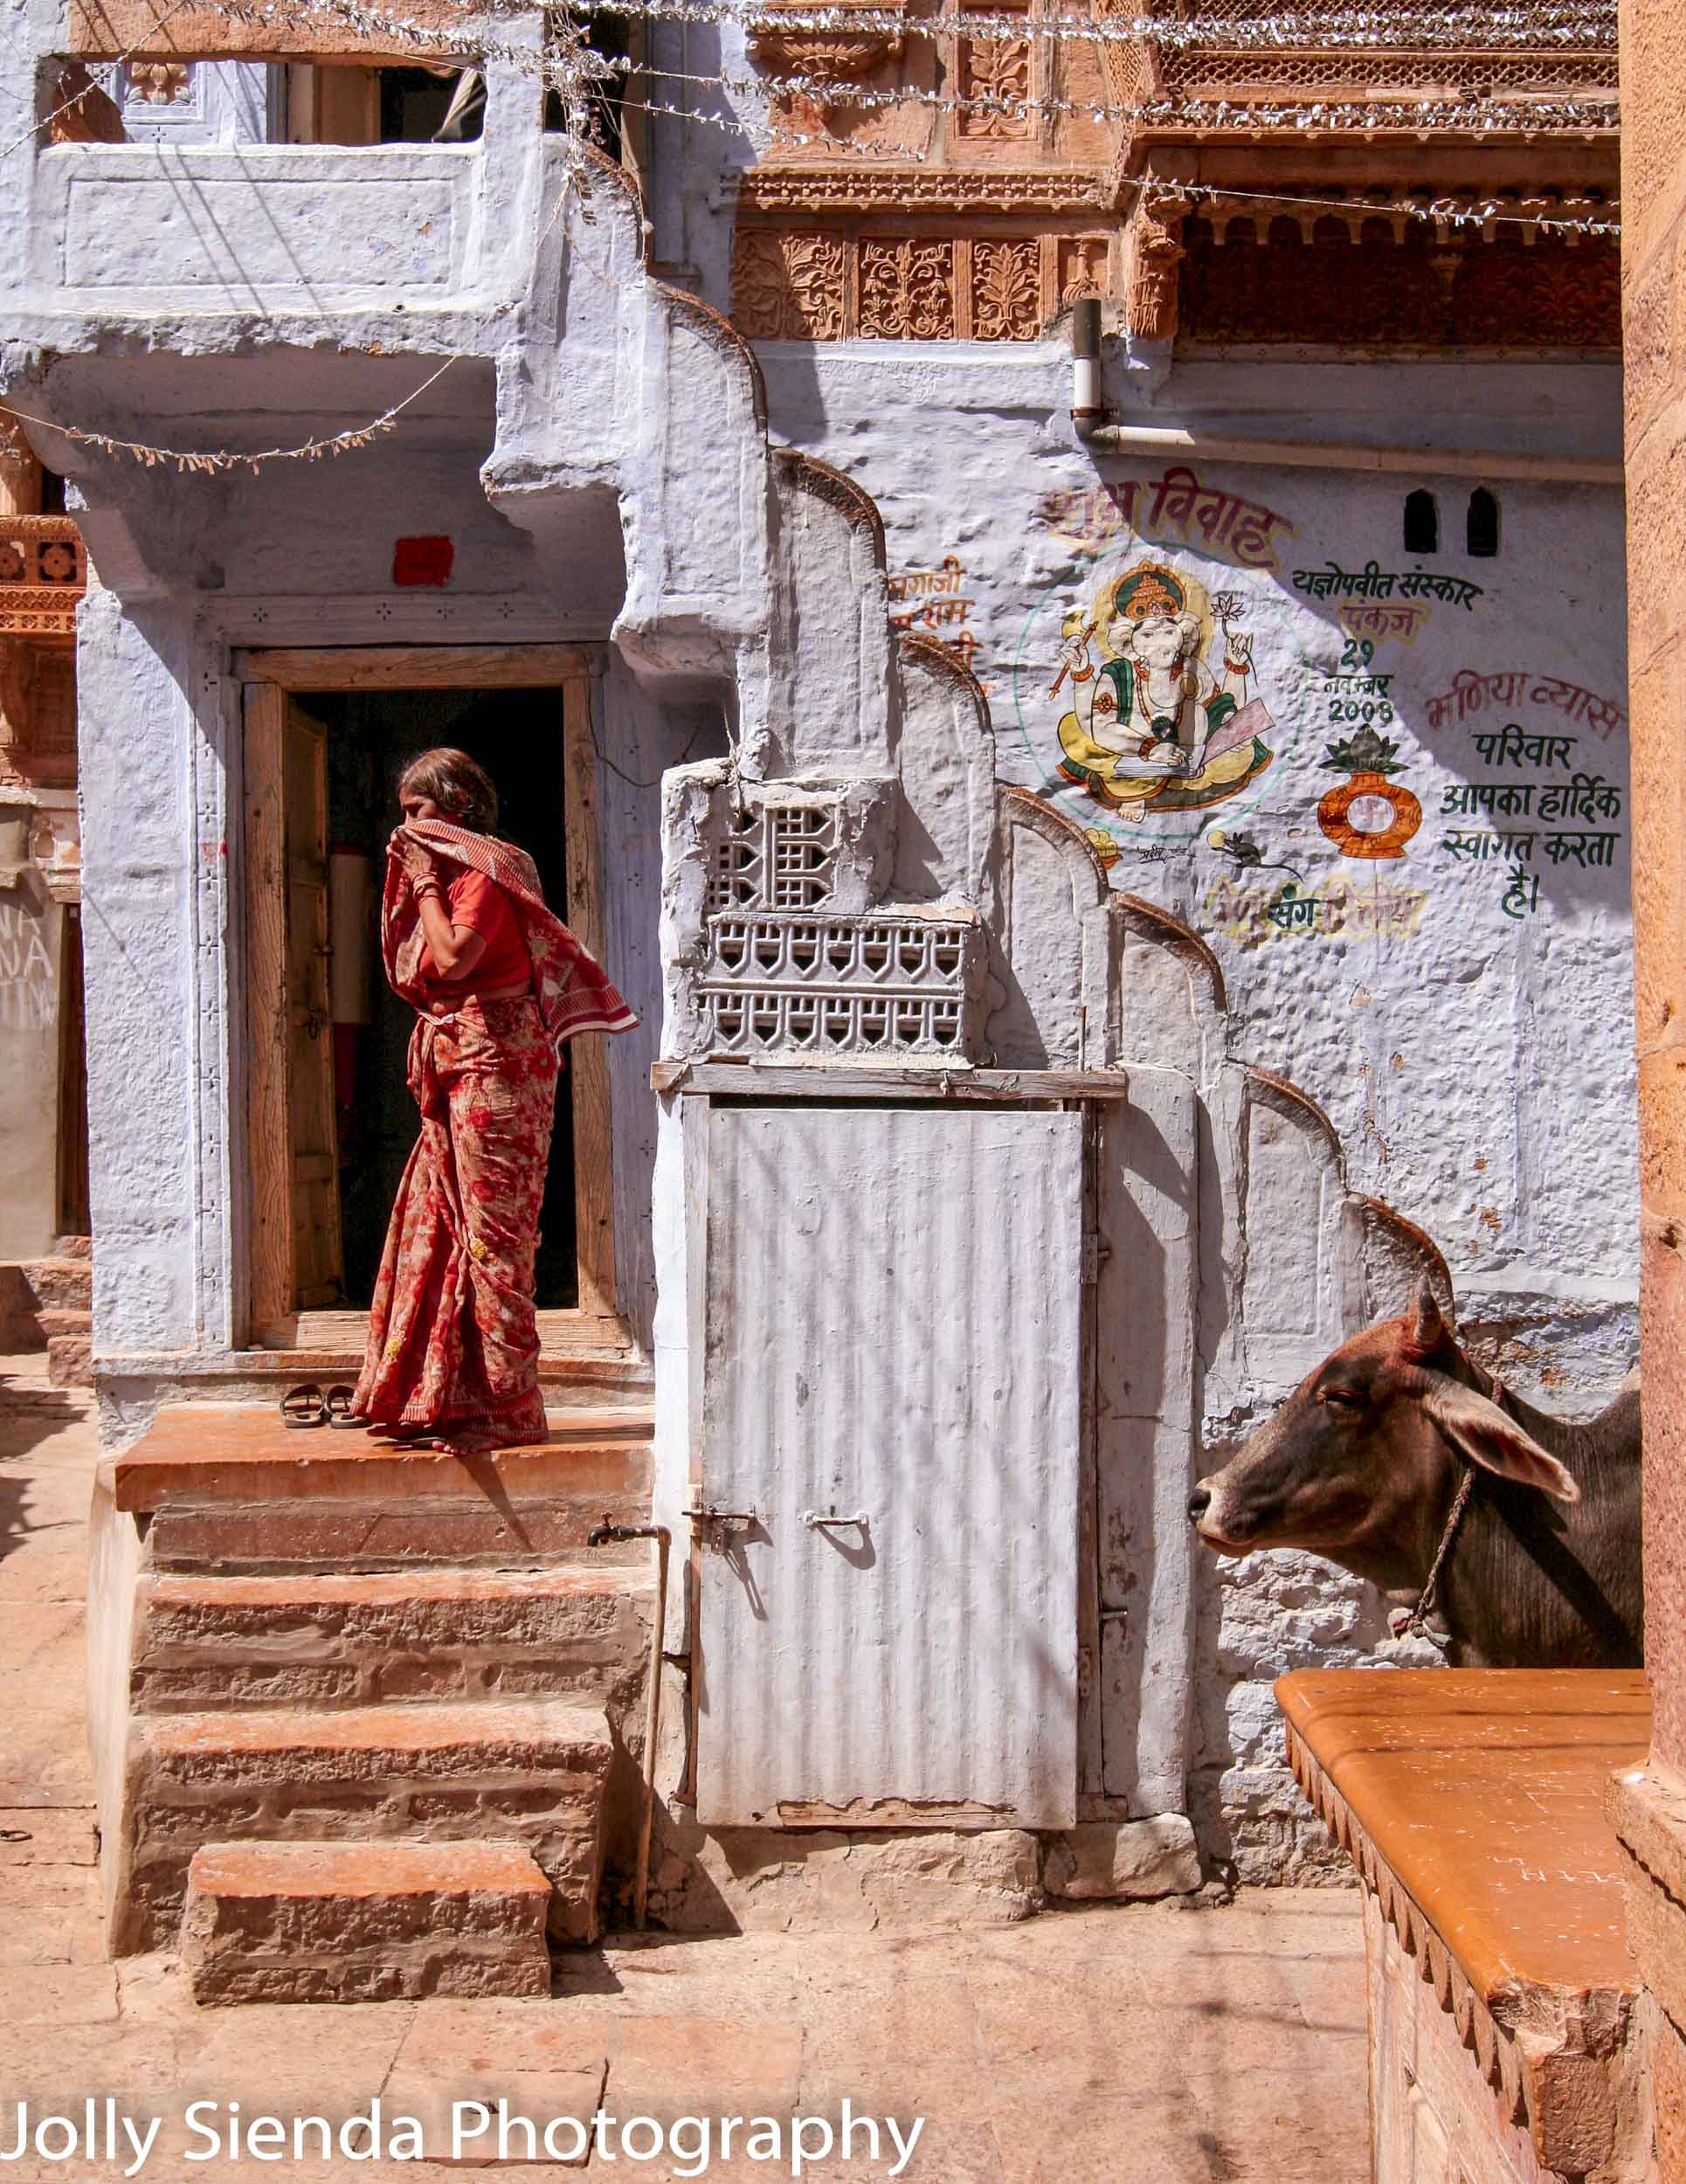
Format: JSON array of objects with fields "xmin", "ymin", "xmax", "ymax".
[{"xmin": 238, "ymin": 644, "xmax": 619, "ymax": 1351}]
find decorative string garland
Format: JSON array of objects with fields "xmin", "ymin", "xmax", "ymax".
[
  {"xmin": 2, "ymin": 356, "xmax": 462, "ymax": 473},
  {"xmin": 24, "ymin": 0, "xmax": 1609, "ymax": 151},
  {"xmin": 630, "ymin": 51, "xmax": 1616, "ymax": 129},
  {"xmin": 1164, "ymin": 180, "xmax": 1619, "ymax": 234},
  {"xmin": 469, "ymin": 0, "xmax": 1620, "ymax": 50}
]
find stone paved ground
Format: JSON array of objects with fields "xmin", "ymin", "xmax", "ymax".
[{"xmin": 0, "ymin": 1360, "xmax": 1369, "ymax": 2184}]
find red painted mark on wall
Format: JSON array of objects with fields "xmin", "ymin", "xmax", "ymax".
[{"xmin": 392, "ymin": 536, "xmax": 455, "ymax": 588}]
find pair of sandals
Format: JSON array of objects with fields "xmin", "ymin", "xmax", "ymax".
[{"xmin": 280, "ymin": 1383, "xmax": 363, "ymax": 1431}]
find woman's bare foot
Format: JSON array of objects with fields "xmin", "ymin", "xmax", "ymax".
[{"xmin": 428, "ymin": 1431, "xmax": 505, "ymax": 1457}]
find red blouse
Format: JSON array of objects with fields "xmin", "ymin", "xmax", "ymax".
[{"xmin": 418, "ymin": 868, "xmax": 532, "ymax": 999}]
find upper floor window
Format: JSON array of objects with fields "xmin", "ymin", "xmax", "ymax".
[
  {"xmin": 1403, "ymin": 489, "xmax": 1439, "ymax": 555},
  {"xmin": 1467, "ymin": 487, "xmax": 1501, "ymax": 557}
]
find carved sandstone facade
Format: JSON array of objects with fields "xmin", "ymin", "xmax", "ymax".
[{"xmin": 728, "ymin": 0, "xmax": 1619, "ymax": 349}]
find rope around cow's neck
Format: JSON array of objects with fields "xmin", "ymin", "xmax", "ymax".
[{"xmin": 1389, "ymin": 1372, "xmax": 1508, "ymax": 1650}]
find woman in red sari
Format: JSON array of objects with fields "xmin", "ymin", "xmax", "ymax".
[{"xmin": 352, "ymin": 749, "xmax": 635, "ymax": 1455}]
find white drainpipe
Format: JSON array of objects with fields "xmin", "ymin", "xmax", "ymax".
[{"xmin": 1068, "ymin": 417, "xmax": 1621, "ymax": 488}]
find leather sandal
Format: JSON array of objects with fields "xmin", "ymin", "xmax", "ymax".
[
  {"xmin": 325, "ymin": 1386, "xmax": 363, "ymax": 1430},
  {"xmin": 280, "ymin": 1384, "xmax": 328, "ymax": 1429}
]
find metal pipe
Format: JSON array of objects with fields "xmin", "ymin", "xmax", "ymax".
[
  {"xmin": 1071, "ymin": 419, "xmax": 1621, "ymax": 487},
  {"xmin": 586, "ymin": 1517, "xmax": 672, "ymax": 1931},
  {"xmin": 1069, "ymin": 295, "xmax": 1105, "ymax": 427}
]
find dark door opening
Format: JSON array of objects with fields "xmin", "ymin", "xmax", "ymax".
[{"xmin": 305, "ymin": 683, "xmax": 579, "ymax": 1310}]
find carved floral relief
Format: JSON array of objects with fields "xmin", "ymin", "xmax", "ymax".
[
  {"xmin": 731, "ymin": 232, "xmax": 849, "ymax": 340},
  {"xmin": 860, "ymin": 239, "xmax": 957, "ymax": 339},
  {"xmin": 955, "ymin": 30, "xmax": 1033, "ymax": 141},
  {"xmin": 972, "ymin": 240, "xmax": 1042, "ymax": 340}
]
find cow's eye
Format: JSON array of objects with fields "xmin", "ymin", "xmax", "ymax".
[{"xmin": 1318, "ymin": 1386, "xmax": 1365, "ymax": 1411}]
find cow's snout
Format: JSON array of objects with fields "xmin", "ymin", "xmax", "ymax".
[{"xmin": 1187, "ymin": 1483, "xmax": 1212, "ymax": 1525}]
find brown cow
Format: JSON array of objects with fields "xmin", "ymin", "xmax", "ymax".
[{"xmin": 1187, "ymin": 1283, "xmax": 1642, "ymax": 1669}]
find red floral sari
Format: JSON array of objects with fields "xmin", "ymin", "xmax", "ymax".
[{"xmin": 353, "ymin": 821, "xmax": 635, "ymax": 1446}]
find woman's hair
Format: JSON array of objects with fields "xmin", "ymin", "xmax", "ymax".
[{"xmin": 399, "ymin": 747, "xmax": 500, "ymax": 834}]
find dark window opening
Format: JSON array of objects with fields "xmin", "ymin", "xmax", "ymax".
[
  {"xmin": 1403, "ymin": 488, "xmax": 1439, "ymax": 555},
  {"xmin": 1467, "ymin": 486, "xmax": 1500, "ymax": 557},
  {"xmin": 543, "ymin": 12, "xmax": 630, "ymax": 156},
  {"xmin": 38, "ymin": 468, "xmax": 66, "ymax": 515},
  {"xmin": 379, "ymin": 66, "xmax": 481, "ymax": 143}
]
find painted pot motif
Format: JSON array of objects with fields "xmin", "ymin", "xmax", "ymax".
[{"xmin": 1317, "ymin": 770, "xmax": 1423, "ymax": 860}]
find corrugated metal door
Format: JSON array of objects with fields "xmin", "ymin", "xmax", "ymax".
[{"xmin": 694, "ymin": 1102, "xmax": 1086, "ymax": 1829}]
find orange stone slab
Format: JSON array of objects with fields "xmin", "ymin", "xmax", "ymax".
[
  {"xmin": 189, "ymin": 1840, "xmax": 552, "ymax": 1898},
  {"xmin": 109, "ymin": 1404, "xmax": 652, "ymax": 1512},
  {"xmin": 1276, "ymin": 1669, "xmax": 1649, "ymax": 2005}
]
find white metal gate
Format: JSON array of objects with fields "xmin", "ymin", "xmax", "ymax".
[{"xmin": 693, "ymin": 1102, "xmax": 1086, "ymax": 1829}]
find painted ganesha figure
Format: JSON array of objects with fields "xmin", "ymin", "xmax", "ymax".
[{"xmin": 1056, "ymin": 563, "xmax": 1275, "ymax": 821}]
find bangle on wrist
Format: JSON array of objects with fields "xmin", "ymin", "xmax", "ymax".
[{"xmin": 413, "ymin": 880, "xmax": 442, "ymax": 900}]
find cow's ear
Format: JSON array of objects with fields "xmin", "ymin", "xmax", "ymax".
[
  {"xmin": 1403, "ymin": 1280, "xmax": 1455, "ymax": 1360},
  {"xmin": 1420, "ymin": 1372, "xmax": 1580, "ymax": 1503}
]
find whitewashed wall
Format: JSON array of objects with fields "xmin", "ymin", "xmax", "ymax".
[{"xmin": 739, "ymin": 340, "xmax": 1634, "ymax": 1877}]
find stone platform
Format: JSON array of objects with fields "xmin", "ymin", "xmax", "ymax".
[{"xmin": 1278, "ymin": 1667, "xmax": 1654, "ymax": 2184}]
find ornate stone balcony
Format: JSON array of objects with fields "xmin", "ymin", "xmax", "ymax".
[{"xmin": 0, "ymin": 517, "xmax": 87, "ymax": 639}]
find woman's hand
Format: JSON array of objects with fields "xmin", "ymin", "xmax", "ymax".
[{"xmin": 391, "ymin": 830, "xmax": 440, "ymax": 891}]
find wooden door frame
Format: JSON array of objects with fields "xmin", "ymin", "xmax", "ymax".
[{"xmin": 238, "ymin": 643, "xmax": 622, "ymax": 1348}]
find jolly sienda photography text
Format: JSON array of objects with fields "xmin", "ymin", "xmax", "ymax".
[{"xmin": 0, "ymin": 2098, "xmax": 926, "ymax": 2176}]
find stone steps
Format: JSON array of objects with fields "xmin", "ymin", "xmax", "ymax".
[
  {"xmin": 48, "ymin": 1330, "xmax": 92, "ymax": 1387},
  {"xmin": 132, "ymin": 1563, "xmax": 653, "ymax": 1713},
  {"xmin": 182, "ymin": 1840, "xmax": 555, "ymax": 2005},
  {"xmin": 119, "ymin": 1696, "xmax": 614, "ymax": 1955},
  {"xmin": 0, "ymin": 1251, "xmax": 93, "ymax": 1384},
  {"xmin": 25, "ymin": 1259, "xmax": 93, "ymax": 1312},
  {"xmin": 97, "ymin": 1402, "xmax": 659, "ymax": 1987}
]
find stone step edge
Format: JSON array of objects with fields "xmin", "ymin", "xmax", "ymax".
[
  {"xmin": 108, "ymin": 1436, "xmax": 653, "ymax": 1516},
  {"xmin": 20, "ymin": 1261, "xmax": 93, "ymax": 1303},
  {"xmin": 186, "ymin": 1838, "xmax": 554, "ymax": 1899},
  {"xmin": 141, "ymin": 1561, "xmax": 657, "ymax": 1612},
  {"xmin": 182, "ymin": 1842, "xmax": 556, "ymax": 2006},
  {"xmin": 48, "ymin": 1334, "xmax": 93, "ymax": 1388},
  {"xmin": 137, "ymin": 1692, "xmax": 614, "ymax": 1764}
]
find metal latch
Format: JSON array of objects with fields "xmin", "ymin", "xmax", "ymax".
[
  {"xmin": 686, "ymin": 1500, "xmax": 762, "ymax": 1551},
  {"xmin": 802, "ymin": 1506, "xmax": 870, "ymax": 1531},
  {"xmin": 1081, "ymin": 1232, "xmax": 1110, "ymax": 1284}
]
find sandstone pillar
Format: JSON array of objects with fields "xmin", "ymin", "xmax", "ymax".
[{"xmin": 1614, "ymin": 6, "xmax": 1686, "ymax": 2173}]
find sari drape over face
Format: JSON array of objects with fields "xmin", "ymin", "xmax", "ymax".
[
  {"xmin": 380, "ymin": 818, "xmax": 638, "ymax": 1047},
  {"xmin": 352, "ymin": 820, "xmax": 637, "ymax": 1444}
]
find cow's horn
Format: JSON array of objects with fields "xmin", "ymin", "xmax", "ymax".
[{"xmin": 1403, "ymin": 1279, "xmax": 1454, "ymax": 1359}]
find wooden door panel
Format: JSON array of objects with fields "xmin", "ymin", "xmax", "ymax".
[
  {"xmin": 281, "ymin": 705, "xmax": 341, "ymax": 1306},
  {"xmin": 243, "ymin": 683, "xmax": 343, "ymax": 1331}
]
